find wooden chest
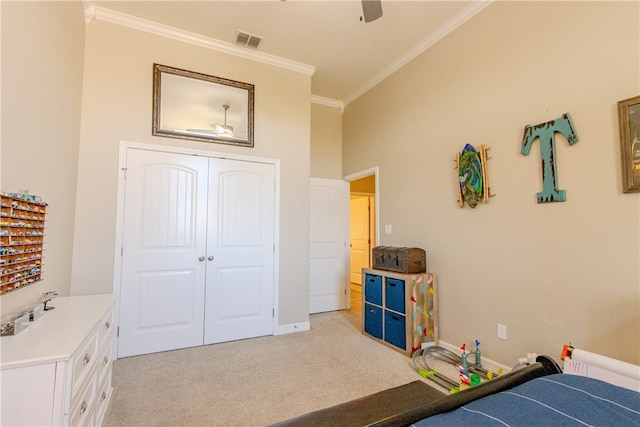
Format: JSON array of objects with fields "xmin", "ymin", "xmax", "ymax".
[{"xmin": 372, "ymin": 246, "xmax": 426, "ymax": 274}]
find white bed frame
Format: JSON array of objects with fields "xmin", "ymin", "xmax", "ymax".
[{"xmin": 563, "ymin": 348, "xmax": 640, "ymax": 392}]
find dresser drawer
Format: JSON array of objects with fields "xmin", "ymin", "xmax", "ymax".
[
  {"xmin": 97, "ymin": 338, "xmax": 113, "ymax": 384},
  {"xmin": 71, "ymin": 333, "xmax": 99, "ymax": 397},
  {"xmin": 98, "ymin": 308, "xmax": 115, "ymax": 349},
  {"xmin": 69, "ymin": 371, "xmax": 97, "ymax": 427},
  {"xmin": 94, "ymin": 371, "xmax": 113, "ymax": 427}
]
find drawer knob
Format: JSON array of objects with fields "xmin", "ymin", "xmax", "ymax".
[
  {"xmin": 83, "ymin": 353, "xmax": 91, "ymax": 365},
  {"xmin": 80, "ymin": 401, "xmax": 88, "ymax": 414},
  {"xmin": 104, "ymin": 321, "xmax": 111, "ymax": 329}
]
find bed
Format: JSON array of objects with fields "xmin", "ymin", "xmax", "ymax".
[
  {"xmin": 408, "ymin": 373, "xmax": 640, "ymax": 426},
  {"xmin": 273, "ymin": 353, "xmax": 640, "ymax": 427}
]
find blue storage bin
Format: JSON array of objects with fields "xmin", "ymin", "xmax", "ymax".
[
  {"xmin": 385, "ymin": 278, "xmax": 405, "ymax": 313},
  {"xmin": 364, "ymin": 274, "xmax": 383, "ymax": 305},
  {"xmin": 364, "ymin": 303, "xmax": 383, "ymax": 339},
  {"xmin": 384, "ymin": 311, "xmax": 406, "ymax": 350}
]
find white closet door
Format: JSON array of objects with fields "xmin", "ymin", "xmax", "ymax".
[
  {"xmin": 118, "ymin": 149, "xmax": 209, "ymax": 357},
  {"xmin": 204, "ymin": 158, "xmax": 275, "ymax": 344},
  {"xmin": 309, "ymin": 178, "xmax": 350, "ymax": 314}
]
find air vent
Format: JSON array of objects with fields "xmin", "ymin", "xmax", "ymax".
[{"xmin": 236, "ymin": 31, "xmax": 263, "ymax": 49}]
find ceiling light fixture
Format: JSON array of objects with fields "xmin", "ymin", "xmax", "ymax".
[{"xmin": 211, "ymin": 105, "xmax": 234, "ymax": 138}]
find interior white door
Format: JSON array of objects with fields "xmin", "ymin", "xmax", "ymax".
[
  {"xmin": 204, "ymin": 158, "xmax": 275, "ymax": 344},
  {"xmin": 118, "ymin": 149, "xmax": 209, "ymax": 357},
  {"xmin": 350, "ymin": 195, "xmax": 372, "ymax": 284},
  {"xmin": 309, "ymin": 178, "xmax": 349, "ymax": 314}
]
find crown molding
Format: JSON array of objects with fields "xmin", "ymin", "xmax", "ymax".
[
  {"xmin": 83, "ymin": 5, "xmax": 317, "ymax": 77},
  {"xmin": 342, "ymin": 0, "xmax": 494, "ymax": 106},
  {"xmin": 311, "ymin": 95, "xmax": 344, "ymax": 113}
]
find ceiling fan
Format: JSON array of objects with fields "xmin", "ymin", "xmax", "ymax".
[
  {"xmin": 211, "ymin": 104, "xmax": 234, "ymax": 138},
  {"xmin": 181, "ymin": 104, "xmax": 246, "ymax": 139},
  {"xmin": 361, "ymin": 0, "xmax": 383, "ymax": 23}
]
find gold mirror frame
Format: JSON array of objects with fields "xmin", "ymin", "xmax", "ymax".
[
  {"xmin": 152, "ymin": 64, "xmax": 254, "ymax": 147},
  {"xmin": 618, "ymin": 95, "xmax": 640, "ymax": 193}
]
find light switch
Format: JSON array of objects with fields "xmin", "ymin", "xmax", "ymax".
[
  {"xmin": 497, "ymin": 324, "xmax": 507, "ymax": 340},
  {"xmin": 384, "ymin": 225, "xmax": 392, "ymax": 234}
]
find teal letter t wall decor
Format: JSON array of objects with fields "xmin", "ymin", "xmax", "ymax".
[{"xmin": 521, "ymin": 113, "xmax": 579, "ymax": 203}]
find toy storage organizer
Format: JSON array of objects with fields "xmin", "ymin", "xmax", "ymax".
[
  {"xmin": 362, "ymin": 268, "xmax": 438, "ymax": 356},
  {"xmin": 0, "ymin": 193, "xmax": 47, "ymax": 295}
]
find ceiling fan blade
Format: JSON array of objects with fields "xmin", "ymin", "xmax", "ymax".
[{"xmin": 362, "ymin": 0, "xmax": 383, "ymax": 23}]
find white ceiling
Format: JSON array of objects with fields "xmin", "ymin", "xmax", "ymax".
[{"xmin": 83, "ymin": 1, "xmax": 492, "ymax": 106}]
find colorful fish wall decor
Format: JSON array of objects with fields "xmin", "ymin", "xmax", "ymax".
[{"xmin": 456, "ymin": 143, "xmax": 493, "ymax": 208}]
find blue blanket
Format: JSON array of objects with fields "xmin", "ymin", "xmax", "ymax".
[{"xmin": 413, "ymin": 374, "xmax": 640, "ymax": 426}]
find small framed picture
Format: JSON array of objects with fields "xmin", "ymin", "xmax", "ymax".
[{"xmin": 618, "ymin": 95, "xmax": 640, "ymax": 193}]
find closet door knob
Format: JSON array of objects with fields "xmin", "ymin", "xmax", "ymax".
[
  {"xmin": 208, "ymin": 256, "xmax": 214, "ymax": 261},
  {"xmin": 198, "ymin": 256, "xmax": 205, "ymax": 262}
]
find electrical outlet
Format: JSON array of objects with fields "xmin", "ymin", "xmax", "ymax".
[{"xmin": 497, "ymin": 323, "xmax": 507, "ymax": 340}]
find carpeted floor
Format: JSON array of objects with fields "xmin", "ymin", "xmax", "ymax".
[{"xmin": 103, "ymin": 310, "xmax": 444, "ymax": 426}]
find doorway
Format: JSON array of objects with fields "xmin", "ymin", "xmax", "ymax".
[{"xmin": 346, "ymin": 170, "xmax": 378, "ymax": 316}]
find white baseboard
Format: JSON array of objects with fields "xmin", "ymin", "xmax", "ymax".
[
  {"xmin": 274, "ymin": 321, "xmax": 310, "ymax": 335},
  {"xmin": 437, "ymin": 340, "xmax": 512, "ymax": 374}
]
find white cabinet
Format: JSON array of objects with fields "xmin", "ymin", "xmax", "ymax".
[{"xmin": 1, "ymin": 294, "xmax": 116, "ymax": 426}]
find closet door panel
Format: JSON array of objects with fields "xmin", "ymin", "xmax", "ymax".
[
  {"xmin": 118, "ymin": 149, "xmax": 209, "ymax": 357},
  {"xmin": 204, "ymin": 158, "xmax": 275, "ymax": 344}
]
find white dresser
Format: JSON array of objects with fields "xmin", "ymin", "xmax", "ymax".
[{"xmin": 1, "ymin": 294, "xmax": 116, "ymax": 426}]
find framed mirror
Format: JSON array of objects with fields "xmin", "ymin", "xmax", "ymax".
[
  {"xmin": 618, "ymin": 95, "xmax": 640, "ymax": 193},
  {"xmin": 152, "ymin": 64, "xmax": 254, "ymax": 147}
]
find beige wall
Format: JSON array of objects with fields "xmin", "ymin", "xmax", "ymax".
[
  {"xmin": 1, "ymin": 1, "xmax": 85, "ymax": 314},
  {"xmin": 343, "ymin": 1, "xmax": 640, "ymax": 365},
  {"xmin": 310, "ymin": 102, "xmax": 342, "ymax": 179},
  {"xmin": 0, "ymin": 1, "xmax": 315, "ymax": 328},
  {"xmin": 70, "ymin": 20, "xmax": 312, "ymax": 326},
  {"xmin": 3, "ymin": 1, "xmax": 638, "ymax": 366}
]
